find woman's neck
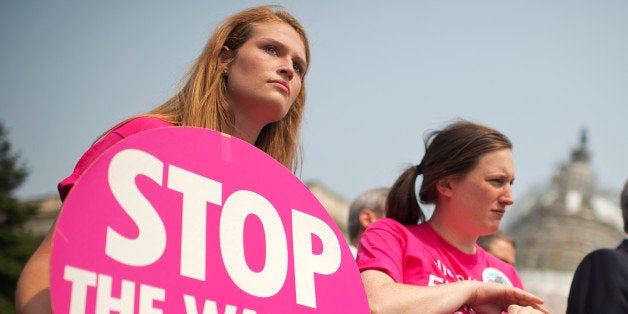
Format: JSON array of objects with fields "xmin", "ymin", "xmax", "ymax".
[
  {"xmin": 231, "ymin": 127, "xmax": 259, "ymax": 145},
  {"xmin": 232, "ymin": 115, "xmax": 263, "ymax": 145},
  {"xmin": 427, "ymin": 212, "xmax": 477, "ymax": 254}
]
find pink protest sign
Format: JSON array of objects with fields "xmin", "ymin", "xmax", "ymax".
[{"xmin": 50, "ymin": 127, "xmax": 369, "ymax": 313}]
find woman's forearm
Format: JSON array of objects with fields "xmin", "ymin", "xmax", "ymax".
[
  {"xmin": 361, "ymin": 270, "xmax": 547, "ymax": 314},
  {"xmin": 15, "ymin": 225, "xmax": 54, "ymax": 314},
  {"xmin": 362, "ymin": 270, "xmax": 479, "ymax": 313}
]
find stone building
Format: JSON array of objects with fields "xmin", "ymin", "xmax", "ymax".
[
  {"xmin": 306, "ymin": 180, "xmax": 351, "ymax": 241},
  {"xmin": 507, "ymin": 131, "xmax": 624, "ymax": 313},
  {"xmin": 23, "ymin": 194, "xmax": 61, "ymax": 237}
]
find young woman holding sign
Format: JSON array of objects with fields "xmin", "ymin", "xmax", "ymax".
[
  {"xmin": 16, "ymin": 5, "xmax": 309, "ymax": 313},
  {"xmin": 357, "ymin": 120, "xmax": 549, "ymax": 314}
]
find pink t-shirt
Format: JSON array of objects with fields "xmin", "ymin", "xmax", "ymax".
[
  {"xmin": 57, "ymin": 117, "xmax": 173, "ymax": 201},
  {"xmin": 357, "ymin": 218, "xmax": 523, "ymax": 312}
]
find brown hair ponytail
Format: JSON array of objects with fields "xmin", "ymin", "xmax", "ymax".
[{"xmin": 386, "ymin": 164, "xmax": 425, "ymax": 225}]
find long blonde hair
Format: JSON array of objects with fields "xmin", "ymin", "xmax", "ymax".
[{"xmin": 121, "ymin": 6, "xmax": 309, "ymax": 172}]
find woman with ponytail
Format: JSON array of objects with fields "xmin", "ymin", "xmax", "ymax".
[{"xmin": 357, "ymin": 120, "xmax": 548, "ymax": 314}]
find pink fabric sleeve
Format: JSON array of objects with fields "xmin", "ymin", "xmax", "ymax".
[
  {"xmin": 57, "ymin": 117, "xmax": 173, "ymax": 201},
  {"xmin": 356, "ymin": 219, "xmax": 407, "ymax": 282},
  {"xmin": 503, "ymin": 262, "xmax": 524, "ymax": 289}
]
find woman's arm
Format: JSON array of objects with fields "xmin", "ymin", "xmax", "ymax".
[
  {"xmin": 361, "ymin": 269, "xmax": 548, "ymax": 314},
  {"xmin": 15, "ymin": 222, "xmax": 56, "ymax": 314}
]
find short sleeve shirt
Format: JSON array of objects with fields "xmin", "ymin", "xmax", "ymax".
[
  {"xmin": 357, "ymin": 218, "xmax": 523, "ymax": 313},
  {"xmin": 57, "ymin": 117, "xmax": 174, "ymax": 201}
]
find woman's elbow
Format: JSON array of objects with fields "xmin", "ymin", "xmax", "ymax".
[{"xmin": 368, "ymin": 301, "xmax": 385, "ymax": 314}]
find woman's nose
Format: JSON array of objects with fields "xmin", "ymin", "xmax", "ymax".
[
  {"xmin": 500, "ymin": 186, "xmax": 514, "ymax": 205},
  {"xmin": 278, "ymin": 60, "xmax": 294, "ymax": 80}
]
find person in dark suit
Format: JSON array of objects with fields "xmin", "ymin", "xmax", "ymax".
[{"xmin": 566, "ymin": 179, "xmax": 628, "ymax": 313}]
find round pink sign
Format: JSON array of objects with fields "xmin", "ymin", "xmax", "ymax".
[{"xmin": 51, "ymin": 127, "xmax": 368, "ymax": 313}]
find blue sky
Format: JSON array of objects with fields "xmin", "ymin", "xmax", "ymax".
[{"xmin": 2, "ymin": 1, "xmax": 627, "ymax": 221}]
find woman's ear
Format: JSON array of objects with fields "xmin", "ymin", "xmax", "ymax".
[
  {"xmin": 220, "ymin": 46, "xmax": 232, "ymax": 61},
  {"xmin": 220, "ymin": 46, "xmax": 232, "ymax": 74},
  {"xmin": 436, "ymin": 177, "xmax": 455, "ymax": 198}
]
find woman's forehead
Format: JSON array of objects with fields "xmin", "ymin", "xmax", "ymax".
[{"xmin": 250, "ymin": 22, "xmax": 307, "ymax": 60}]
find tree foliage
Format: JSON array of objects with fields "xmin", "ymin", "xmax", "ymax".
[{"xmin": 0, "ymin": 121, "xmax": 40, "ymax": 313}]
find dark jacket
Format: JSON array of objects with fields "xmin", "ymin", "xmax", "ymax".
[{"xmin": 566, "ymin": 239, "xmax": 628, "ymax": 314}]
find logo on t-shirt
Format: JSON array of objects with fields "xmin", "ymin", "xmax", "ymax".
[{"xmin": 482, "ymin": 267, "xmax": 513, "ymax": 286}]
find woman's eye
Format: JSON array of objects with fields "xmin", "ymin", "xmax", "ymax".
[{"xmin": 293, "ymin": 63, "xmax": 304, "ymax": 75}]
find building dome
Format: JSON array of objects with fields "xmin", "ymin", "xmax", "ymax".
[
  {"xmin": 505, "ymin": 130, "xmax": 624, "ymax": 313},
  {"xmin": 509, "ymin": 129, "xmax": 623, "ymax": 271}
]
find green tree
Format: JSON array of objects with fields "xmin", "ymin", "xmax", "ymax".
[{"xmin": 0, "ymin": 121, "xmax": 40, "ymax": 314}]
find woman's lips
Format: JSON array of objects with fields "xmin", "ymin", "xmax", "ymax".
[
  {"xmin": 270, "ymin": 80, "xmax": 289, "ymax": 94},
  {"xmin": 491, "ymin": 209, "xmax": 506, "ymax": 218}
]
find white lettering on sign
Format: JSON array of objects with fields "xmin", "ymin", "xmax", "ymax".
[
  {"xmin": 106, "ymin": 149, "xmax": 166, "ymax": 266},
  {"xmin": 183, "ymin": 295, "xmax": 257, "ymax": 314},
  {"xmin": 103, "ymin": 148, "xmax": 342, "ymax": 308},
  {"xmin": 139, "ymin": 284, "xmax": 166, "ymax": 314},
  {"xmin": 220, "ymin": 190, "xmax": 288, "ymax": 298},
  {"xmin": 64, "ymin": 265, "xmax": 96, "ymax": 314},
  {"xmin": 63, "ymin": 265, "xmax": 165, "ymax": 314},
  {"xmin": 167, "ymin": 164, "xmax": 222, "ymax": 281},
  {"xmin": 95, "ymin": 274, "xmax": 135, "ymax": 314},
  {"xmin": 292, "ymin": 209, "xmax": 341, "ymax": 308}
]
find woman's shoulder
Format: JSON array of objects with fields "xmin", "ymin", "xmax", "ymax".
[
  {"xmin": 369, "ymin": 217, "xmax": 408, "ymax": 230},
  {"xmin": 57, "ymin": 117, "xmax": 174, "ymax": 201},
  {"xmin": 367, "ymin": 218, "xmax": 426, "ymax": 239},
  {"xmin": 111, "ymin": 116, "xmax": 174, "ymax": 138}
]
